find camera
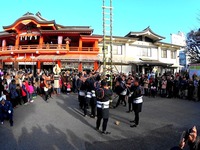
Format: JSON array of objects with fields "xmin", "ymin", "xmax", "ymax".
[{"xmin": 180, "ymin": 128, "xmax": 192, "ymax": 142}]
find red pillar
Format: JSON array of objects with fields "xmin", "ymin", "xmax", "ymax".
[
  {"xmin": 57, "ymin": 60, "xmax": 61, "ymax": 68},
  {"xmin": 37, "ymin": 61, "xmax": 41, "ymax": 73},
  {"xmin": 79, "ymin": 38, "xmax": 82, "ymax": 51},
  {"xmin": 78, "ymin": 62, "xmax": 82, "ymax": 72},
  {"xmin": 15, "ymin": 36, "xmax": 20, "ymax": 49},
  {"xmin": 39, "ymin": 36, "xmax": 44, "ymax": 48},
  {"xmin": 94, "ymin": 61, "xmax": 98, "ymax": 71}
]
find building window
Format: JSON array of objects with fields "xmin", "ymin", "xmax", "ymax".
[
  {"xmin": 137, "ymin": 47, "xmax": 151, "ymax": 57},
  {"xmin": 161, "ymin": 49, "xmax": 167, "ymax": 58},
  {"xmin": 171, "ymin": 51, "xmax": 176, "ymax": 59},
  {"xmin": 113, "ymin": 45, "xmax": 122, "ymax": 55}
]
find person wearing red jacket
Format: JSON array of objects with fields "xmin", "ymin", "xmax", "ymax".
[
  {"xmin": 21, "ymin": 81, "xmax": 28, "ymax": 105},
  {"xmin": 25, "ymin": 79, "xmax": 30, "ymax": 102}
]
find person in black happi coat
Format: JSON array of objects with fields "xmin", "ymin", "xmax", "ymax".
[
  {"xmin": 96, "ymin": 79, "xmax": 113, "ymax": 134},
  {"xmin": 130, "ymin": 78, "xmax": 143, "ymax": 127}
]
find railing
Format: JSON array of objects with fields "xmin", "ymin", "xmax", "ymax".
[{"xmin": 0, "ymin": 44, "xmax": 99, "ymax": 52}]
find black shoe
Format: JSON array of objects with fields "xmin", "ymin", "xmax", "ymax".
[
  {"xmin": 126, "ymin": 111, "xmax": 131, "ymax": 113},
  {"xmin": 96, "ymin": 128, "xmax": 100, "ymax": 132},
  {"xmin": 130, "ymin": 124, "xmax": 137, "ymax": 128},
  {"xmin": 10, "ymin": 120, "xmax": 13, "ymax": 126},
  {"xmin": 102, "ymin": 131, "xmax": 111, "ymax": 134},
  {"xmin": 90, "ymin": 115, "xmax": 95, "ymax": 118},
  {"xmin": 130, "ymin": 120, "xmax": 135, "ymax": 123}
]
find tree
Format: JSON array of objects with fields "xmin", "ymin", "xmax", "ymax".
[{"xmin": 186, "ymin": 29, "xmax": 200, "ymax": 63}]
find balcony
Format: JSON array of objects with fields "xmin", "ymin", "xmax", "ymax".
[{"xmin": 0, "ymin": 44, "xmax": 99, "ymax": 55}]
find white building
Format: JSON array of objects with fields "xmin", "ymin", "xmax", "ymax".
[{"xmin": 98, "ymin": 27, "xmax": 182, "ymax": 75}]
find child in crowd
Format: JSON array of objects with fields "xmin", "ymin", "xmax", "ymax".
[
  {"xmin": 44, "ymin": 84, "xmax": 49, "ymax": 101},
  {"xmin": 66, "ymin": 82, "xmax": 71, "ymax": 94},
  {"xmin": 28, "ymin": 82, "xmax": 34, "ymax": 103},
  {"xmin": 57, "ymin": 77, "xmax": 62, "ymax": 95}
]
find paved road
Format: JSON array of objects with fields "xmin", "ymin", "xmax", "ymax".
[{"xmin": 0, "ymin": 93, "xmax": 200, "ymax": 150}]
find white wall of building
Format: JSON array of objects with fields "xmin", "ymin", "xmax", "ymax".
[
  {"xmin": 99, "ymin": 35, "xmax": 181, "ymax": 74},
  {"xmin": 114, "ymin": 65, "xmax": 132, "ymax": 74},
  {"xmin": 151, "ymin": 47, "xmax": 158, "ymax": 60}
]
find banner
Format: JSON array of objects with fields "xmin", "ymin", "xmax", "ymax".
[{"xmin": 58, "ymin": 36, "xmax": 63, "ymax": 44}]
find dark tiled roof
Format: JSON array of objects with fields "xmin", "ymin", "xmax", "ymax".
[
  {"xmin": 3, "ymin": 12, "xmax": 56, "ymax": 30},
  {"xmin": 125, "ymin": 26, "xmax": 165, "ymax": 42}
]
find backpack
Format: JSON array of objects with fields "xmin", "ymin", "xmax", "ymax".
[{"xmin": 96, "ymin": 88, "xmax": 104, "ymax": 99}]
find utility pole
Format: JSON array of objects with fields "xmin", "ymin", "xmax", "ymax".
[
  {"xmin": 102, "ymin": 0, "xmax": 107, "ymax": 74},
  {"xmin": 102, "ymin": 0, "xmax": 113, "ymax": 89},
  {"xmin": 109, "ymin": 0, "xmax": 113, "ymax": 89}
]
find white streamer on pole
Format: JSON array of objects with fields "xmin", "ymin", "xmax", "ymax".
[
  {"xmin": 58, "ymin": 36, "xmax": 63, "ymax": 44},
  {"xmin": 2, "ymin": 40, "xmax": 6, "ymax": 47}
]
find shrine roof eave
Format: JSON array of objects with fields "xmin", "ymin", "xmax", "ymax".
[
  {"xmin": 3, "ymin": 16, "xmax": 56, "ymax": 30},
  {"xmin": 40, "ymin": 30, "xmax": 92, "ymax": 35},
  {"xmin": 154, "ymin": 41, "xmax": 183, "ymax": 49},
  {"xmin": 125, "ymin": 27, "xmax": 165, "ymax": 42},
  {"xmin": 93, "ymin": 34, "xmax": 138, "ymax": 43},
  {"xmin": 0, "ymin": 31, "xmax": 13, "ymax": 36},
  {"xmin": 56, "ymin": 25, "xmax": 91, "ymax": 29},
  {"xmin": 80, "ymin": 35, "xmax": 103, "ymax": 41},
  {"xmin": 125, "ymin": 31, "xmax": 165, "ymax": 41},
  {"xmin": 81, "ymin": 35, "xmax": 102, "ymax": 38},
  {"xmin": 58, "ymin": 28, "xmax": 93, "ymax": 33},
  {"xmin": 0, "ymin": 32, "xmax": 16, "ymax": 38}
]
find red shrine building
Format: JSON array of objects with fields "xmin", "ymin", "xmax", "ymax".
[{"xmin": 0, "ymin": 12, "xmax": 101, "ymax": 72}]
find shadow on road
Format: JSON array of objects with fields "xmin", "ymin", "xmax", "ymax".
[
  {"xmin": 85, "ymin": 124, "xmax": 182, "ymax": 150},
  {"xmin": 56, "ymin": 94, "xmax": 96, "ymax": 131},
  {"xmin": 17, "ymin": 124, "xmax": 80, "ymax": 150}
]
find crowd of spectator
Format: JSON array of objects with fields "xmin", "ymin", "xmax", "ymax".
[{"xmin": 0, "ymin": 67, "xmax": 199, "ymax": 127}]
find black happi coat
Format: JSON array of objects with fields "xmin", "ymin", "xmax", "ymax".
[
  {"xmin": 130, "ymin": 85, "xmax": 143, "ymax": 113},
  {"xmin": 97, "ymin": 87, "xmax": 113, "ymax": 119}
]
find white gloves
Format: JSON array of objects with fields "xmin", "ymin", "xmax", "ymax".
[{"xmin": 8, "ymin": 110, "xmax": 11, "ymax": 114}]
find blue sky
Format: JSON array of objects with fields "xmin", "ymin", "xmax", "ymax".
[{"xmin": 0, "ymin": 0, "xmax": 199, "ymax": 43}]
